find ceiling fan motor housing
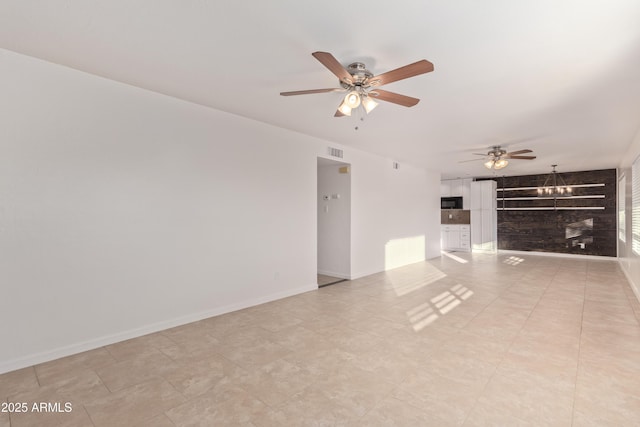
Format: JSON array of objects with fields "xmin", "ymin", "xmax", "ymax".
[
  {"xmin": 340, "ymin": 62, "xmax": 373, "ymax": 89},
  {"xmin": 489, "ymin": 146, "xmax": 507, "ymax": 157}
]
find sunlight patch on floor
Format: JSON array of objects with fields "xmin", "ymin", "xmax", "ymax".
[
  {"xmin": 391, "ymin": 267, "xmax": 446, "ymax": 296},
  {"xmin": 503, "ymin": 256, "xmax": 525, "ymax": 266},
  {"xmin": 441, "ymin": 251, "xmax": 469, "ymax": 264},
  {"xmin": 408, "ymin": 283, "xmax": 474, "ymax": 331}
]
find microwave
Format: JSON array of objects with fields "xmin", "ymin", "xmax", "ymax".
[{"xmin": 441, "ymin": 196, "xmax": 463, "ymax": 209}]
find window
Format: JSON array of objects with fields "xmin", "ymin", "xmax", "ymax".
[
  {"xmin": 632, "ymin": 159, "xmax": 640, "ymax": 254},
  {"xmin": 619, "ymin": 174, "xmax": 626, "ymax": 242}
]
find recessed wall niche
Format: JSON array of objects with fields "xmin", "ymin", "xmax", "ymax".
[{"xmin": 479, "ymin": 169, "xmax": 616, "ymax": 257}]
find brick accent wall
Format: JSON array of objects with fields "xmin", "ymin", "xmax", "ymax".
[{"xmin": 480, "ymin": 169, "xmax": 616, "ymax": 257}]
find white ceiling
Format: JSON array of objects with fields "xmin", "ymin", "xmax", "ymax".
[{"xmin": 2, "ymin": 1, "xmax": 640, "ymax": 179}]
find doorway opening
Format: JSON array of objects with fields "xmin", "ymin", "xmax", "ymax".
[{"xmin": 317, "ymin": 157, "xmax": 351, "ymax": 287}]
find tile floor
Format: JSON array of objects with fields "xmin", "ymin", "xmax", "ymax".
[{"xmin": 2, "ymin": 252, "xmax": 640, "ymax": 426}]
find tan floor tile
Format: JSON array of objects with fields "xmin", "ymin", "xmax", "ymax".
[
  {"xmin": 324, "ymin": 327, "xmax": 386, "ymax": 355},
  {"xmin": 361, "ymin": 396, "xmax": 456, "ymax": 427},
  {"xmin": 578, "ymin": 357, "xmax": 640, "ymax": 382},
  {"xmin": 132, "ymin": 413, "xmax": 176, "ymax": 427},
  {"xmin": 254, "ymin": 312, "xmax": 304, "ymax": 333},
  {"xmin": 344, "ymin": 346, "xmax": 424, "ymax": 385},
  {"xmin": 95, "ymin": 349, "xmax": 179, "ymax": 392},
  {"xmin": 104, "ymin": 337, "xmax": 166, "ymax": 361},
  {"xmin": 0, "ymin": 367, "xmax": 40, "ymax": 400},
  {"xmin": 345, "ymin": 315, "xmax": 412, "ymax": 338},
  {"xmin": 161, "ymin": 322, "xmax": 219, "ymax": 344},
  {"xmin": 582, "ymin": 301, "xmax": 638, "ymax": 325},
  {"xmin": 238, "ymin": 358, "xmax": 316, "ymax": 407},
  {"xmin": 438, "ymin": 329, "xmax": 512, "ymax": 366},
  {"xmin": 11, "ymin": 369, "xmax": 110, "ymax": 408},
  {"xmin": 499, "ymin": 349, "xmax": 578, "ymax": 386},
  {"xmin": 379, "ymin": 330, "xmax": 442, "ymax": 361},
  {"xmin": 520, "ymin": 313, "xmax": 582, "ymax": 338},
  {"xmin": 462, "ymin": 307, "xmax": 529, "ymax": 341},
  {"xmin": 493, "ymin": 292, "xmax": 542, "ymax": 310},
  {"xmin": 157, "ymin": 339, "xmax": 222, "ymax": 363},
  {"xmin": 216, "ymin": 325, "xmax": 276, "ymax": 347},
  {"xmin": 197, "ymin": 310, "xmax": 262, "ymax": 338},
  {"xmin": 163, "ymin": 352, "xmax": 246, "ymax": 399},
  {"xmin": 3, "ymin": 255, "xmax": 638, "ymax": 426},
  {"xmin": 276, "ymin": 303, "xmax": 323, "ymax": 322},
  {"xmin": 35, "ymin": 348, "xmax": 116, "ymax": 386},
  {"xmin": 573, "ymin": 387, "xmax": 640, "ymax": 426},
  {"xmin": 85, "ymin": 378, "xmax": 185, "ymax": 427},
  {"xmin": 477, "ymin": 367, "xmax": 574, "ymax": 426},
  {"xmin": 165, "ymin": 387, "xmax": 267, "ymax": 426},
  {"xmin": 309, "ymin": 365, "xmax": 396, "ymax": 418},
  {"xmin": 392, "ymin": 370, "xmax": 483, "ymax": 426},
  {"xmin": 266, "ymin": 324, "xmax": 335, "ymax": 354},
  {"xmin": 463, "ymin": 401, "xmax": 537, "ymax": 426},
  {"xmin": 509, "ymin": 330, "xmax": 579, "ymax": 361},
  {"xmin": 283, "ymin": 347, "xmax": 358, "ymax": 379},
  {"xmin": 254, "ymin": 387, "xmax": 359, "ymax": 426},
  {"xmin": 577, "ymin": 360, "xmax": 640, "ymax": 403},
  {"xmin": 131, "ymin": 331, "xmax": 177, "ymax": 350},
  {"xmin": 8, "ymin": 403, "xmax": 94, "ymax": 427},
  {"xmin": 572, "ymin": 409, "xmax": 635, "ymax": 427},
  {"xmin": 215, "ymin": 336, "xmax": 291, "ymax": 371}
]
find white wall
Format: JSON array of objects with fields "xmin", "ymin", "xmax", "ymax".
[
  {"xmin": 0, "ymin": 49, "xmax": 441, "ymax": 373},
  {"xmin": 317, "ymin": 162, "xmax": 351, "ymax": 279},
  {"xmin": 351, "ymin": 158, "xmax": 441, "ymax": 277},
  {"xmin": 618, "ymin": 126, "xmax": 640, "ymax": 303}
]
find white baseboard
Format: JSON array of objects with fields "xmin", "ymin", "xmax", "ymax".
[
  {"xmin": 498, "ymin": 249, "xmax": 616, "ymax": 261},
  {"xmin": 0, "ymin": 283, "xmax": 317, "ymax": 375}
]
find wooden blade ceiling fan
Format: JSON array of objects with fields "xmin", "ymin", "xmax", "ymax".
[
  {"xmin": 280, "ymin": 51, "xmax": 434, "ymax": 117},
  {"xmin": 460, "ymin": 146, "xmax": 536, "ymax": 170}
]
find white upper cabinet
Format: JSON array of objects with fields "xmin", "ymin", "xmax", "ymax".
[
  {"xmin": 441, "ymin": 178, "xmax": 472, "ymax": 205},
  {"xmin": 440, "ymin": 181, "xmax": 452, "ymax": 197},
  {"xmin": 462, "ymin": 178, "xmax": 471, "ymax": 209}
]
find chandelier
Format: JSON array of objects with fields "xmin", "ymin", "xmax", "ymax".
[{"xmin": 538, "ymin": 165, "xmax": 572, "ymax": 197}]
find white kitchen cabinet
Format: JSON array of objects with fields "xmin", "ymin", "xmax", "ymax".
[
  {"xmin": 451, "ymin": 180, "xmax": 464, "ymax": 197},
  {"xmin": 440, "ymin": 181, "xmax": 451, "ymax": 197},
  {"xmin": 459, "ymin": 225, "xmax": 471, "ymax": 250},
  {"xmin": 470, "ymin": 180, "xmax": 497, "ymax": 253},
  {"xmin": 462, "ymin": 178, "xmax": 472, "ymax": 209},
  {"xmin": 441, "ymin": 224, "xmax": 471, "ymax": 252},
  {"xmin": 441, "ymin": 178, "xmax": 472, "ymax": 207}
]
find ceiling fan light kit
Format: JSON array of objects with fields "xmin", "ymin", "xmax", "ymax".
[
  {"xmin": 485, "ymin": 158, "xmax": 508, "ymax": 170},
  {"xmin": 280, "ymin": 51, "xmax": 434, "ymax": 118},
  {"xmin": 338, "ymin": 100, "xmax": 353, "ymax": 116},
  {"xmin": 362, "ymin": 96, "xmax": 378, "ymax": 113},
  {"xmin": 345, "ymin": 91, "xmax": 361, "ymax": 108}
]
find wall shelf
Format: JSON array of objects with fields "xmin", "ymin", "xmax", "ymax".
[
  {"xmin": 496, "ymin": 183, "xmax": 605, "ymax": 191},
  {"xmin": 495, "ymin": 182, "xmax": 606, "ymax": 211},
  {"xmin": 497, "ymin": 207, "xmax": 605, "ymax": 211},
  {"xmin": 498, "ymin": 195, "xmax": 605, "ymax": 201}
]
